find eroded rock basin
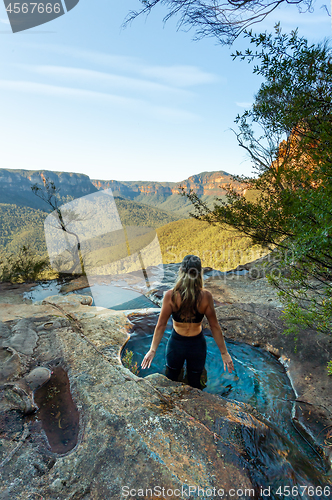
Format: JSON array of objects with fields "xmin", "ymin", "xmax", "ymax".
[
  {"xmin": 32, "ymin": 366, "xmax": 80, "ymax": 454},
  {"xmin": 1, "ymin": 272, "xmax": 332, "ymax": 499},
  {"xmin": 122, "ymin": 313, "xmax": 331, "ymax": 498}
]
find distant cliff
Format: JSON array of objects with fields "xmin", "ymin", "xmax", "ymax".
[
  {"xmin": 0, "ymin": 169, "xmax": 97, "ymax": 210},
  {"xmin": 0, "ymin": 168, "xmax": 244, "ymax": 215},
  {"xmin": 92, "ymin": 170, "xmax": 243, "ymax": 199}
]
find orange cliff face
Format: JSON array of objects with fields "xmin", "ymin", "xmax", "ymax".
[
  {"xmin": 139, "ymin": 184, "xmax": 173, "ymax": 195},
  {"xmin": 178, "ymin": 172, "xmax": 244, "ymax": 196},
  {"xmin": 91, "ymin": 171, "xmax": 246, "ymax": 198},
  {"xmin": 93, "ymin": 180, "xmax": 103, "ymax": 190},
  {"xmin": 270, "ymin": 126, "xmax": 324, "ymax": 190}
]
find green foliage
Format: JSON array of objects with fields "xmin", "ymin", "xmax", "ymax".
[
  {"xmin": 184, "ymin": 26, "xmax": 332, "ymax": 371},
  {"xmin": 130, "ymin": 192, "xmax": 224, "ymax": 218},
  {"xmin": 157, "ymin": 218, "xmax": 267, "ymax": 270},
  {"xmin": 74, "ymin": 226, "xmax": 157, "ymax": 272},
  {"xmin": 0, "ymin": 245, "xmax": 51, "ymax": 283},
  {"xmin": 114, "ymin": 197, "xmax": 180, "ymax": 227},
  {"xmin": 122, "ymin": 350, "xmax": 140, "ymax": 375},
  {"xmin": 328, "ymin": 361, "xmax": 332, "ymax": 376},
  {"xmin": 0, "ymin": 195, "xmax": 183, "ymax": 263},
  {"xmin": 133, "ymin": 192, "xmax": 192, "ymax": 217},
  {"xmin": 0, "ymin": 203, "xmax": 47, "ymax": 255},
  {"xmin": 31, "ymin": 178, "xmax": 88, "ymax": 276}
]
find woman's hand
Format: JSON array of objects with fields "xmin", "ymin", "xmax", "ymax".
[
  {"xmin": 141, "ymin": 349, "xmax": 156, "ymax": 369},
  {"xmin": 222, "ymin": 352, "xmax": 234, "ymax": 373}
]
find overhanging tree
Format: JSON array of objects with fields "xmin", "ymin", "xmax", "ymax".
[
  {"xmin": 182, "ymin": 26, "xmax": 332, "ymax": 372},
  {"xmin": 126, "ymin": 0, "xmax": 317, "ymax": 44}
]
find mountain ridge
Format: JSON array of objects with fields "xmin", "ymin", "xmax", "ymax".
[
  {"xmin": 0, "ymin": 169, "xmax": 97, "ymax": 211},
  {"xmin": 0, "ymin": 168, "xmax": 244, "ymax": 216},
  {"xmin": 91, "ymin": 170, "xmax": 243, "ymax": 199}
]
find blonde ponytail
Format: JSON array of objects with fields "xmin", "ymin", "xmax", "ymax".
[{"xmin": 172, "ymin": 266, "xmax": 203, "ymax": 322}]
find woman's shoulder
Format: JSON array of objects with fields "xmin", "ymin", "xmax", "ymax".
[
  {"xmin": 164, "ymin": 289, "xmax": 176, "ymax": 304},
  {"xmin": 201, "ymin": 288, "xmax": 212, "ymax": 299},
  {"xmin": 164, "ymin": 289, "xmax": 173, "ymax": 299}
]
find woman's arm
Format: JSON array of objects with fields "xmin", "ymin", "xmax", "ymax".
[
  {"xmin": 204, "ymin": 291, "xmax": 234, "ymax": 374},
  {"xmin": 141, "ymin": 289, "xmax": 173, "ymax": 369}
]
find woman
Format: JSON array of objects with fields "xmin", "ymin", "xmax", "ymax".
[{"xmin": 141, "ymin": 255, "xmax": 234, "ymax": 389}]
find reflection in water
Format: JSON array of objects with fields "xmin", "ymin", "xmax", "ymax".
[
  {"xmin": 23, "ymin": 263, "xmax": 230, "ymax": 309},
  {"xmin": 122, "ymin": 314, "xmax": 331, "ymax": 499},
  {"xmin": 24, "ymin": 280, "xmax": 158, "ymax": 310},
  {"xmin": 33, "ymin": 366, "xmax": 80, "ymax": 454},
  {"xmin": 24, "ymin": 280, "xmax": 63, "ymax": 302}
]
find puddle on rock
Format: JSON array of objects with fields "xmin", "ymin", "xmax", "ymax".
[
  {"xmin": 24, "ymin": 264, "xmax": 232, "ymax": 310},
  {"xmin": 33, "ymin": 366, "xmax": 80, "ymax": 454}
]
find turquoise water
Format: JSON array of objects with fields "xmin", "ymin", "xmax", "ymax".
[
  {"xmin": 123, "ymin": 314, "xmax": 331, "ymax": 500},
  {"xmin": 23, "ymin": 280, "xmax": 158, "ymax": 310},
  {"xmin": 23, "ymin": 264, "xmax": 243, "ymax": 309},
  {"xmin": 24, "ymin": 266, "xmax": 332, "ymax": 497},
  {"xmin": 23, "ymin": 280, "xmax": 63, "ymax": 302}
]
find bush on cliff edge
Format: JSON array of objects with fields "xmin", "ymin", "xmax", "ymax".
[{"xmin": 184, "ymin": 26, "xmax": 332, "ymax": 373}]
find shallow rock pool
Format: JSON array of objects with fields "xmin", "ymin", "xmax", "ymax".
[{"xmin": 122, "ymin": 313, "xmax": 331, "ymax": 499}]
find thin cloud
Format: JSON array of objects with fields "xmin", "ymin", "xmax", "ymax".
[
  {"xmin": 0, "ymin": 18, "xmax": 10, "ymax": 24},
  {"xmin": 24, "ymin": 43, "xmax": 219, "ymax": 88},
  {"xmin": 43, "ymin": 45, "xmax": 140, "ymax": 72},
  {"xmin": 259, "ymin": 6, "xmax": 330, "ymax": 27},
  {"xmin": 0, "ymin": 79, "xmax": 199, "ymax": 122},
  {"xmin": 17, "ymin": 64, "xmax": 193, "ymax": 97},
  {"xmin": 139, "ymin": 65, "xmax": 220, "ymax": 87},
  {"xmin": 236, "ymin": 101, "xmax": 252, "ymax": 108}
]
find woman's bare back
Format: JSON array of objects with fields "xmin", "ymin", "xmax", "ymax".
[{"xmin": 171, "ymin": 288, "xmax": 210, "ymax": 337}]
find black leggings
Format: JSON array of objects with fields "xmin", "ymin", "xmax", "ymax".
[{"xmin": 165, "ymin": 329, "xmax": 207, "ymax": 389}]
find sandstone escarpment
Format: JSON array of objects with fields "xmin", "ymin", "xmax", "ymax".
[
  {"xmin": 0, "ymin": 169, "xmax": 97, "ymax": 210},
  {"xmin": 91, "ymin": 170, "xmax": 245, "ymax": 200}
]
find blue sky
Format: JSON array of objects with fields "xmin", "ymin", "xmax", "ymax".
[{"xmin": 0, "ymin": 0, "xmax": 330, "ymax": 182}]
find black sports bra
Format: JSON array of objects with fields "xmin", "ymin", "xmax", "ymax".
[{"xmin": 172, "ymin": 309, "xmax": 204, "ymax": 323}]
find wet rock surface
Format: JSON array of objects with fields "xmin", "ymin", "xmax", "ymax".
[
  {"xmin": 0, "ymin": 276, "xmax": 331, "ymax": 499},
  {"xmin": 0, "ymin": 298, "xmax": 257, "ymax": 500},
  {"xmin": 204, "ymin": 276, "xmax": 332, "ymax": 466}
]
